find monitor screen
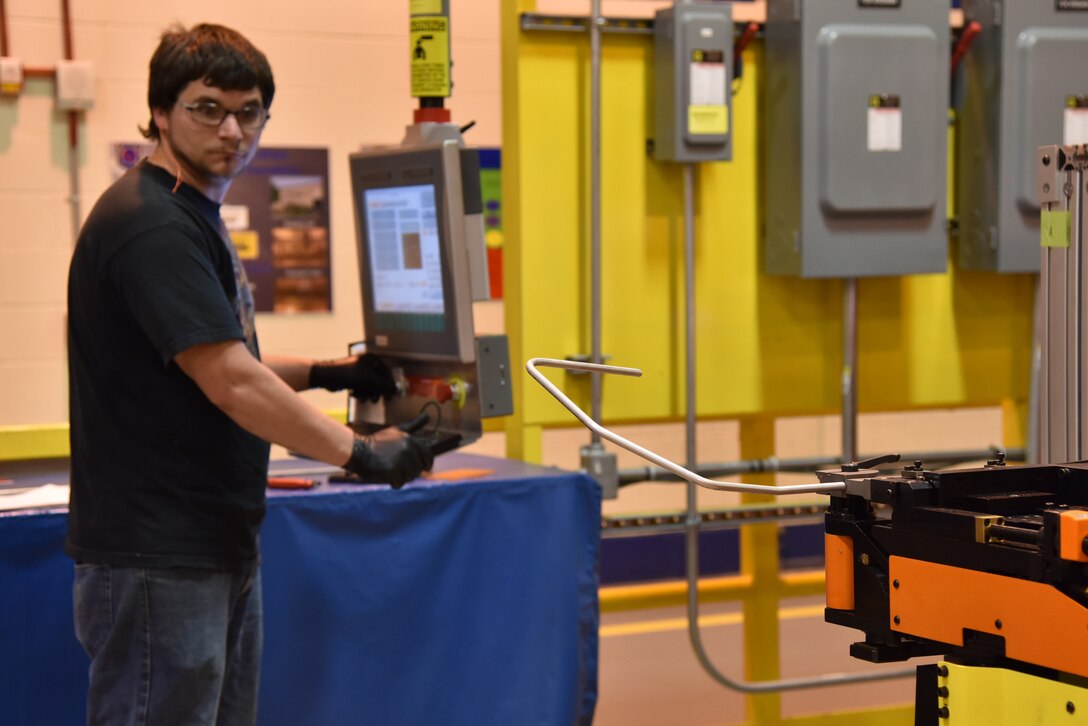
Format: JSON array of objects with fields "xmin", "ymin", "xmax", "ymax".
[
  {"xmin": 363, "ymin": 184, "xmax": 447, "ymax": 332},
  {"xmin": 350, "ymin": 144, "xmax": 475, "ymax": 363}
]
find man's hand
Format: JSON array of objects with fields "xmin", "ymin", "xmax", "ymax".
[
  {"xmin": 309, "ymin": 354, "xmax": 397, "ymax": 402},
  {"xmin": 342, "ymin": 428, "xmax": 434, "ymax": 489}
]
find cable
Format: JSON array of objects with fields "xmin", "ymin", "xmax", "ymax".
[{"xmin": 419, "ymin": 400, "xmax": 443, "ymax": 432}]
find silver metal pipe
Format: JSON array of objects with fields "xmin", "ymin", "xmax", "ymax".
[
  {"xmin": 842, "ymin": 278, "xmax": 859, "ymax": 464},
  {"xmin": 589, "ymin": 0, "xmax": 603, "ymax": 445},
  {"xmin": 684, "ymin": 164, "xmax": 696, "ymax": 470},
  {"xmin": 1076, "ymin": 164, "xmax": 1086, "ymax": 460},
  {"xmin": 527, "ymin": 358, "xmax": 846, "ymax": 496}
]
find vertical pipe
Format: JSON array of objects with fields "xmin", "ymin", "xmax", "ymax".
[
  {"xmin": 683, "ymin": 162, "xmax": 699, "ymax": 679},
  {"xmin": 0, "ymin": 0, "xmax": 9, "ymax": 57},
  {"xmin": 842, "ymin": 278, "xmax": 858, "ymax": 464},
  {"xmin": 61, "ymin": 0, "xmax": 80, "ymax": 243},
  {"xmin": 1067, "ymin": 167, "xmax": 1081, "ymax": 460},
  {"xmin": 589, "ymin": 0, "xmax": 603, "ymax": 444},
  {"xmin": 1076, "ymin": 166, "xmax": 1086, "ymax": 459},
  {"xmin": 1040, "ymin": 238, "xmax": 1051, "ymax": 464},
  {"xmin": 60, "ymin": 0, "xmax": 72, "ymax": 57},
  {"xmin": 684, "ymin": 164, "xmax": 696, "ymax": 470}
]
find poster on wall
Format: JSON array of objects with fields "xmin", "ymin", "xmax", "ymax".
[{"xmin": 110, "ymin": 144, "xmax": 332, "ymax": 314}]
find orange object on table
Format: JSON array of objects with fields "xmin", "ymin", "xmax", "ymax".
[{"xmin": 267, "ymin": 477, "xmax": 319, "ymax": 490}]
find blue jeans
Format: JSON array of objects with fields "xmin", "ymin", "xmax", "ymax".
[{"xmin": 73, "ymin": 563, "xmax": 263, "ymax": 726}]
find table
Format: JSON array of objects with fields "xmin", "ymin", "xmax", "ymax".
[{"xmin": 0, "ymin": 454, "xmax": 601, "ymax": 726}]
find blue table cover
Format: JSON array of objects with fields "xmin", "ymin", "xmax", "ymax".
[{"xmin": 0, "ymin": 454, "xmax": 601, "ymax": 726}]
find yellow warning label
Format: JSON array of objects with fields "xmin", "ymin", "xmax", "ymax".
[
  {"xmin": 1042, "ymin": 210, "xmax": 1071, "ymax": 249},
  {"xmin": 688, "ymin": 105, "xmax": 728, "ymax": 135},
  {"xmin": 410, "ymin": 0, "xmax": 442, "ymax": 14},
  {"xmin": 229, "ymin": 230, "xmax": 260, "ymax": 260},
  {"xmin": 410, "ymin": 17, "xmax": 450, "ymax": 98}
]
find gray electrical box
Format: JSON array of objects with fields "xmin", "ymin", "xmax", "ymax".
[
  {"xmin": 764, "ymin": 0, "xmax": 949, "ymax": 278},
  {"xmin": 652, "ymin": 1, "xmax": 733, "ymax": 162},
  {"xmin": 958, "ymin": 0, "xmax": 1088, "ymax": 273}
]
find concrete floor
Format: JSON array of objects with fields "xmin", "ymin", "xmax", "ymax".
[{"xmin": 595, "ymin": 595, "xmax": 926, "ymax": 725}]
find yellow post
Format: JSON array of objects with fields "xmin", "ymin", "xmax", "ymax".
[
  {"xmin": 507, "ymin": 422, "xmax": 543, "ymax": 465},
  {"xmin": 739, "ymin": 414, "xmax": 783, "ymax": 724},
  {"xmin": 501, "ymin": 0, "xmax": 533, "ymax": 462},
  {"xmin": 1001, "ymin": 397, "xmax": 1028, "ymax": 460}
]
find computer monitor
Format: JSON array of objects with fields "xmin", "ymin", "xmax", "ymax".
[{"xmin": 349, "ymin": 143, "xmax": 476, "ymax": 363}]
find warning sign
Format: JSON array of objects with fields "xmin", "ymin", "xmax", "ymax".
[{"xmin": 410, "ymin": 16, "xmax": 450, "ymax": 98}]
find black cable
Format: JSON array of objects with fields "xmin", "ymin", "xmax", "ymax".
[{"xmin": 419, "ymin": 400, "xmax": 443, "ymax": 432}]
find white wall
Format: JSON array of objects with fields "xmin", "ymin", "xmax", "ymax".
[{"xmin": 0, "ymin": 0, "xmax": 501, "ymax": 425}]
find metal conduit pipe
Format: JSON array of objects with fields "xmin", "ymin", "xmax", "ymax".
[
  {"xmin": 588, "ymin": 0, "xmax": 604, "ymax": 446},
  {"xmin": 617, "ymin": 446, "xmax": 1026, "ymax": 485},
  {"xmin": 842, "ymin": 278, "xmax": 858, "ymax": 465},
  {"xmin": 683, "ymin": 519, "xmax": 913, "ymax": 693},
  {"xmin": 684, "ymin": 163, "xmax": 696, "ymax": 471}
]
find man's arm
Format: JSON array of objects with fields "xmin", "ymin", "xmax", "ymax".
[
  {"xmin": 176, "ymin": 341, "xmax": 354, "ymax": 466},
  {"xmin": 265, "ymin": 352, "xmax": 398, "ymax": 402},
  {"xmin": 262, "ymin": 354, "xmax": 313, "ymax": 392}
]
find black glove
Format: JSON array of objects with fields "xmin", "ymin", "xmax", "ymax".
[
  {"xmin": 309, "ymin": 354, "xmax": 396, "ymax": 402},
  {"xmin": 342, "ymin": 433, "xmax": 434, "ymax": 489}
]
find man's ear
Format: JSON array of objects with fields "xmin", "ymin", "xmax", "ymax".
[{"xmin": 152, "ymin": 107, "xmax": 170, "ymax": 136}]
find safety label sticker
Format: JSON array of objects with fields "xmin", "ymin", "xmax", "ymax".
[
  {"xmin": 410, "ymin": 16, "xmax": 450, "ymax": 98},
  {"xmin": 688, "ymin": 49, "xmax": 727, "ymax": 135},
  {"xmin": 1042, "ymin": 210, "xmax": 1071, "ymax": 249},
  {"xmin": 867, "ymin": 94, "xmax": 902, "ymax": 152}
]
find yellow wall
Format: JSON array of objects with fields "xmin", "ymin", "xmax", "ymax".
[{"xmin": 503, "ymin": 2, "xmax": 1034, "ymax": 443}]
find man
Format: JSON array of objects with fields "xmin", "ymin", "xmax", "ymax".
[{"xmin": 66, "ymin": 23, "xmax": 432, "ymax": 725}]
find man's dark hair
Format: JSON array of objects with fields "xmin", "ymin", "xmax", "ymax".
[{"xmin": 141, "ymin": 23, "xmax": 275, "ymax": 140}]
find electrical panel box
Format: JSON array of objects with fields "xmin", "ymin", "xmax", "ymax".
[
  {"xmin": 763, "ymin": 0, "xmax": 949, "ymax": 278},
  {"xmin": 652, "ymin": 1, "xmax": 733, "ymax": 163},
  {"xmin": 958, "ymin": 0, "xmax": 1088, "ymax": 273},
  {"xmin": 0, "ymin": 57, "xmax": 23, "ymax": 96},
  {"xmin": 55, "ymin": 60, "xmax": 94, "ymax": 110}
]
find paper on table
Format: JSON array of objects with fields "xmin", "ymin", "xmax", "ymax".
[{"xmin": 0, "ymin": 483, "xmax": 70, "ymax": 511}]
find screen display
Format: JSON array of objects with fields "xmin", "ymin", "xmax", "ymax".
[{"xmin": 363, "ymin": 184, "xmax": 447, "ymax": 332}]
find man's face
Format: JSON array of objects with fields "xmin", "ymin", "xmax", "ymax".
[{"xmin": 153, "ymin": 79, "xmax": 265, "ymax": 186}]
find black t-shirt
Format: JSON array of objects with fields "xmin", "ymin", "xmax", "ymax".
[{"xmin": 66, "ymin": 161, "xmax": 270, "ymax": 570}]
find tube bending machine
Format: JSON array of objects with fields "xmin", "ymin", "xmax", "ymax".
[{"xmin": 820, "ymin": 455, "xmax": 1088, "ymax": 723}]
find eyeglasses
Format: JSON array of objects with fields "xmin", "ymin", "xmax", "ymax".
[{"xmin": 180, "ymin": 100, "xmax": 269, "ymax": 130}]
